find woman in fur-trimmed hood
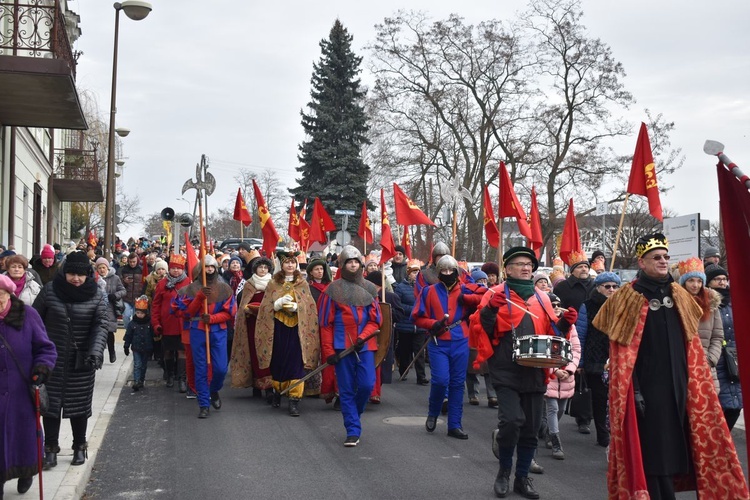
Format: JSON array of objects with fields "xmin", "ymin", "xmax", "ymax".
[{"xmin": 255, "ymin": 252, "xmax": 319, "ymax": 415}]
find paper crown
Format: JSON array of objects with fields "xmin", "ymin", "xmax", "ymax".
[
  {"xmin": 135, "ymin": 295, "xmax": 149, "ymax": 310},
  {"xmin": 636, "ymin": 233, "xmax": 669, "ymax": 258},
  {"xmin": 169, "ymin": 254, "xmax": 186, "ymax": 269},
  {"xmin": 552, "ymin": 257, "xmax": 564, "ymax": 268},
  {"xmin": 565, "ymin": 250, "xmax": 588, "ymax": 267},
  {"xmin": 365, "ymin": 252, "xmax": 380, "ymax": 265},
  {"xmin": 406, "ymin": 258, "xmax": 424, "ymax": 271},
  {"xmin": 457, "ymin": 260, "xmax": 469, "ymax": 272},
  {"xmin": 678, "ymin": 257, "xmax": 706, "ymax": 285},
  {"xmin": 591, "ymin": 260, "xmax": 605, "ymax": 272}
]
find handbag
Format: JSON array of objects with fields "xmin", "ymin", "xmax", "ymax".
[
  {"xmin": 724, "ymin": 345, "xmax": 740, "ymax": 382},
  {"xmin": 567, "ymin": 372, "xmax": 593, "ymax": 420},
  {"xmin": 0, "ymin": 333, "xmax": 50, "ymax": 413}
]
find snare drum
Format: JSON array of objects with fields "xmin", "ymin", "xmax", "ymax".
[{"xmin": 513, "ymin": 335, "xmax": 572, "ymax": 368}]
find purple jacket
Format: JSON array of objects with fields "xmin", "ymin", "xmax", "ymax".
[{"xmin": 0, "ymin": 300, "xmax": 57, "ymax": 479}]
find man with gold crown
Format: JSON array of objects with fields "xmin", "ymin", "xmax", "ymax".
[{"xmin": 593, "ymin": 233, "xmax": 748, "ymax": 499}]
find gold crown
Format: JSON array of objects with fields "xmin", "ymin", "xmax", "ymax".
[
  {"xmin": 169, "ymin": 254, "xmax": 186, "ymax": 268},
  {"xmin": 135, "ymin": 295, "xmax": 149, "ymax": 310},
  {"xmin": 636, "ymin": 234, "xmax": 669, "ymax": 258},
  {"xmin": 678, "ymin": 257, "xmax": 704, "ymax": 276},
  {"xmin": 406, "ymin": 258, "xmax": 424, "ymax": 271},
  {"xmin": 566, "ymin": 250, "xmax": 588, "ymax": 267}
]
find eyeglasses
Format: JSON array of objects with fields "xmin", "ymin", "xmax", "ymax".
[
  {"xmin": 507, "ymin": 262, "xmax": 534, "ymax": 268},
  {"xmin": 643, "ymin": 254, "xmax": 670, "ymax": 261},
  {"xmin": 711, "ymin": 277, "xmax": 728, "ymax": 283},
  {"xmin": 599, "ymin": 284, "xmax": 619, "ymax": 290}
]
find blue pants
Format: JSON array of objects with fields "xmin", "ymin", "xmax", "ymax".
[
  {"xmin": 132, "ymin": 350, "xmax": 150, "ymax": 383},
  {"xmin": 123, "ymin": 302, "xmax": 134, "ymax": 332},
  {"xmin": 334, "ymin": 349, "xmax": 375, "ymax": 438},
  {"xmin": 428, "ymin": 338, "xmax": 468, "ymax": 430},
  {"xmin": 190, "ymin": 327, "xmax": 228, "ymax": 409}
]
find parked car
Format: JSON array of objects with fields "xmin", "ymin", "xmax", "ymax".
[{"xmin": 219, "ymin": 237, "xmax": 263, "ymax": 251}]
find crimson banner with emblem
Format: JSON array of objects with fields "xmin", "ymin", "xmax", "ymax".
[
  {"xmin": 252, "ymin": 179, "xmax": 280, "ymax": 257},
  {"xmin": 393, "ymin": 183, "xmax": 435, "ymax": 226},
  {"xmin": 482, "ymin": 185, "xmax": 500, "ymax": 248},
  {"xmin": 233, "ymin": 188, "xmax": 252, "ymax": 226},
  {"xmin": 357, "ymin": 200, "xmax": 373, "ymax": 244},
  {"xmin": 627, "ymin": 122, "xmax": 663, "ymax": 221}
]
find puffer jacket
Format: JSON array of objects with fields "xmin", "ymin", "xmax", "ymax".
[
  {"xmin": 100, "ymin": 268, "xmax": 126, "ymax": 332},
  {"xmin": 697, "ymin": 288, "xmax": 724, "ymax": 394},
  {"xmin": 118, "ymin": 263, "xmax": 143, "ymax": 305},
  {"xmin": 32, "ymin": 281, "xmax": 108, "ymax": 418},
  {"xmin": 544, "ymin": 325, "xmax": 581, "ymax": 400},
  {"xmin": 716, "ymin": 293, "xmax": 742, "ymax": 410},
  {"xmin": 124, "ymin": 314, "xmax": 154, "ymax": 352}
]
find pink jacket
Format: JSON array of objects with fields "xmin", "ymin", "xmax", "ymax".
[{"xmin": 544, "ymin": 325, "xmax": 581, "ymax": 400}]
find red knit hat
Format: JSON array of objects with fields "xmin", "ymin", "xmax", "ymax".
[{"xmin": 41, "ymin": 244, "xmax": 55, "ymax": 259}]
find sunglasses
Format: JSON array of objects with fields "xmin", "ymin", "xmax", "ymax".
[
  {"xmin": 644, "ymin": 254, "xmax": 670, "ymax": 261},
  {"xmin": 600, "ymin": 284, "xmax": 619, "ymax": 290}
]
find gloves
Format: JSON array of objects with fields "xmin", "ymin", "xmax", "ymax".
[
  {"xmin": 31, "ymin": 370, "xmax": 48, "ymax": 385},
  {"xmin": 124, "ymin": 346, "xmax": 130, "ymax": 356},
  {"xmin": 286, "ymin": 302, "xmax": 298, "ymax": 313},
  {"xmin": 354, "ymin": 337, "xmax": 366, "ymax": 351},
  {"xmin": 201, "ymin": 287, "xmax": 212, "ymax": 298},
  {"xmin": 488, "ymin": 291, "xmax": 507, "ymax": 309},
  {"xmin": 201, "ymin": 313, "xmax": 211, "ymax": 324},
  {"xmin": 108, "ymin": 293, "xmax": 117, "ymax": 303},
  {"xmin": 429, "ymin": 318, "xmax": 447, "ymax": 337},
  {"xmin": 273, "ymin": 295, "xmax": 292, "ymax": 311},
  {"xmin": 556, "ymin": 307, "xmax": 578, "ymax": 334},
  {"xmin": 85, "ymin": 355, "xmax": 103, "ymax": 370},
  {"xmin": 326, "ymin": 353, "xmax": 341, "ymax": 365}
]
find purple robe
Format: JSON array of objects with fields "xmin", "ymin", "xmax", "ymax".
[{"xmin": 1, "ymin": 305, "xmax": 57, "ymax": 481}]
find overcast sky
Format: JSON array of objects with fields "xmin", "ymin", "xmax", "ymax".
[{"xmin": 71, "ymin": 0, "xmax": 750, "ymax": 240}]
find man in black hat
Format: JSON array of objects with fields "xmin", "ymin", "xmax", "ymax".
[
  {"xmin": 473, "ymin": 246, "xmax": 577, "ymax": 499},
  {"xmin": 390, "ymin": 245, "xmax": 408, "ymax": 284}
]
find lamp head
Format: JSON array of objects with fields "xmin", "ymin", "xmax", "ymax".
[
  {"xmin": 118, "ymin": 1, "xmax": 152, "ymax": 21},
  {"xmin": 115, "ymin": 127, "xmax": 130, "ymax": 137}
]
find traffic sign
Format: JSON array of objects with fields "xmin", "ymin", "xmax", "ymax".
[
  {"xmin": 335, "ymin": 231, "xmax": 352, "ymax": 246},
  {"xmin": 334, "ymin": 210, "xmax": 355, "ymax": 216}
]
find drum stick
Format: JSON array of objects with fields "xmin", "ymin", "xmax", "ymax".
[{"xmin": 508, "ymin": 300, "xmax": 539, "ymax": 319}]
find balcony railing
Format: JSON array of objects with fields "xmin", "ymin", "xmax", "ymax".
[
  {"xmin": 0, "ymin": 0, "xmax": 77, "ymax": 78},
  {"xmin": 54, "ymin": 131, "xmax": 100, "ymax": 182}
]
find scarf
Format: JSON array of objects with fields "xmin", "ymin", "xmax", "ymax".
[
  {"xmin": 250, "ymin": 273, "xmax": 272, "ymax": 292},
  {"xmin": 229, "ymin": 270, "xmax": 244, "ymax": 292},
  {"xmin": 52, "ymin": 272, "xmax": 99, "ymax": 303},
  {"xmin": 11, "ymin": 273, "xmax": 26, "ymax": 297},
  {"xmin": 505, "ymin": 277, "xmax": 535, "ymax": 300},
  {"xmin": 715, "ymin": 286, "xmax": 731, "ymax": 307},
  {"xmin": 165, "ymin": 272, "xmax": 187, "ymax": 290}
]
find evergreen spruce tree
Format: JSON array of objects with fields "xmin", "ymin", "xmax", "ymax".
[{"xmin": 291, "ymin": 19, "xmax": 370, "ymax": 232}]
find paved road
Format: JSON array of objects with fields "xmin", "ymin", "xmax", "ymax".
[{"xmin": 84, "ymin": 362, "xmax": 748, "ymax": 499}]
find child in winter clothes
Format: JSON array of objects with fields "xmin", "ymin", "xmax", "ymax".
[
  {"xmin": 543, "ymin": 324, "xmax": 581, "ymax": 460},
  {"xmin": 124, "ymin": 295, "xmax": 155, "ymax": 391}
]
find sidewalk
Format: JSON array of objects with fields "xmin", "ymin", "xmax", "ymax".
[{"xmin": 4, "ymin": 338, "xmax": 132, "ymax": 500}]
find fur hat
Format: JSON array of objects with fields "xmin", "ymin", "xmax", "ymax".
[
  {"xmin": 705, "ymin": 263, "xmax": 728, "ymax": 284},
  {"xmin": 502, "ymin": 246, "xmax": 538, "ymax": 272},
  {"xmin": 636, "ymin": 233, "xmax": 669, "ymax": 258},
  {"xmin": 252, "ymin": 257, "xmax": 274, "ymax": 275},
  {"xmin": 63, "ymin": 251, "xmax": 92, "ymax": 276},
  {"xmin": 594, "ymin": 271, "xmax": 621, "ymax": 286},
  {"xmin": 481, "ymin": 262, "xmax": 500, "ymax": 277},
  {"xmin": 677, "ymin": 257, "xmax": 705, "ymax": 285},
  {"xmin": 135, "ymin": 295, "xmax": 149, "ymax": 311},
  {"xmin": 41, "ymin": 244, "xmax": 55, "ymax": 259}
]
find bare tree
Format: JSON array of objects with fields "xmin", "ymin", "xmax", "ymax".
[{"xmin": 232, "ymin": 168, "xmax": 288, "ymax": 239}]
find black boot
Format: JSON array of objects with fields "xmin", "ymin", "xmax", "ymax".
[
  {"xmin": 71, "ymin": 443, "xmax": 88, "ymax": 466},
  {"xmin": 272, "ymin": 391, "xmax": 281, "ymax": 408},
  {"xmin": 176, "ymin": 358, "xmax": 187, "ymax": 393},
  {"xmin": 17, "ymin": 477, "xmax": 33, "ymax": 494},
  {"xmin": 43, "ymin": 445, "xmax": 59, "ymax": 470},
  {"xmin": 493, "ymin": 468, "xmax": 511, "ymax": 498},
  {"xmin": 210, "ymin": 392, "xmax": 222, "ymax": 410},
  {"xmin": 288, "ymin": 398, "xmax": 300, "ymax": 417},
  {"xmin": 265, "ymin": 389, "xmax": 274, "ymax": 404},
  {"xmin": 165, "ymin": 359, "xmax": 175, "ymax": 388},
  {"xmin": 513, "ymin": 476, "xmax": 540, "ymax": 499},
  {"xmin": 107, "ymin": 331, "xmax": 116, "ymax": 363}
]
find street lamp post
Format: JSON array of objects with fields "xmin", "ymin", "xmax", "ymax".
[{"xmin": 103, "ymin": 1, "xmax": 152, "ymax": 259}]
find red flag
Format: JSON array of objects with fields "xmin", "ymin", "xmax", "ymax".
[
  {"xmin": 482, "ymin": 186, "xmax": 500, "ymax": 248},
  {"xmin": 309, "ymin": 197, "xmax": 337, "ymax": 244},
  {"xmin": 184, "ymin": 233, "xmax": 198, "ymax": 278},
  {"xmin": 401, "ymin": 227, "xmax": 413, "ymax": 259},
  {"xmin": 233, "ymin": 188, "xmax": 252, "ymax": 226},
  {"xmin": 393, "ymin": 183, "xmax": 435, "ymax": 226},
  {"xmin": 627, "ymin": 122, "xmax": 663, "ymax": 221},
  {"xmin": 288, "ymin": 199, "xmax": 301, "ymax": 243},
  {"xmin": 498, "ymin": 162, "xmax": 532, "ymax": 240},
  {"xmin": 716, "ymin": 161, "xmax": 750, "ymax": 458},
  {"xmin": 316, "ymin": 198, "xmax": 336, "ymax": 231},
  {"xmin": 559, "ymin": 198, "xmax": 582, "ymax": 266},
  {"xmin": 87, "ymin": 230, "xmax": 97, "ymax": 248},
  {"xmin": 379, "ymin": 189, "xmax": 396, "ymax": 265},
  {"xmin": 252, "ymin": 179, "xmax": 280, "ymax": 257},
  {"xmin": 529, "ymin": 186, "xmax": 544, "ymax": 258},
  {"xmin": 357, "ymin": 201, "xmax": 373, "ymax": 244}
]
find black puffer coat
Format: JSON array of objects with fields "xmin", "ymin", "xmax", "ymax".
[{"xmin": 32, "ymin": 282, "xmax": 108, "ymax": 418}]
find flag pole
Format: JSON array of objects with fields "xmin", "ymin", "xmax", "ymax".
[
  {"xmin": 451, "ymin": 206, "xmax": 458, "ymax": 256},
  {"xmin": 197, "ymin": 194, "xmax": 211, "ymax": 366},
  {"xmin": 609, "ymin": 194, "xmax": 630, "ymax": 272},
  {"xmin": 497, "ymin": 217, "xmax": 504, "ymax": 268}
]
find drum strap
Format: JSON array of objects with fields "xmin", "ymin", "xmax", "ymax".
[{"xmin": 533, "ymin": 290, "xmax": 564, "ymax": 337}]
